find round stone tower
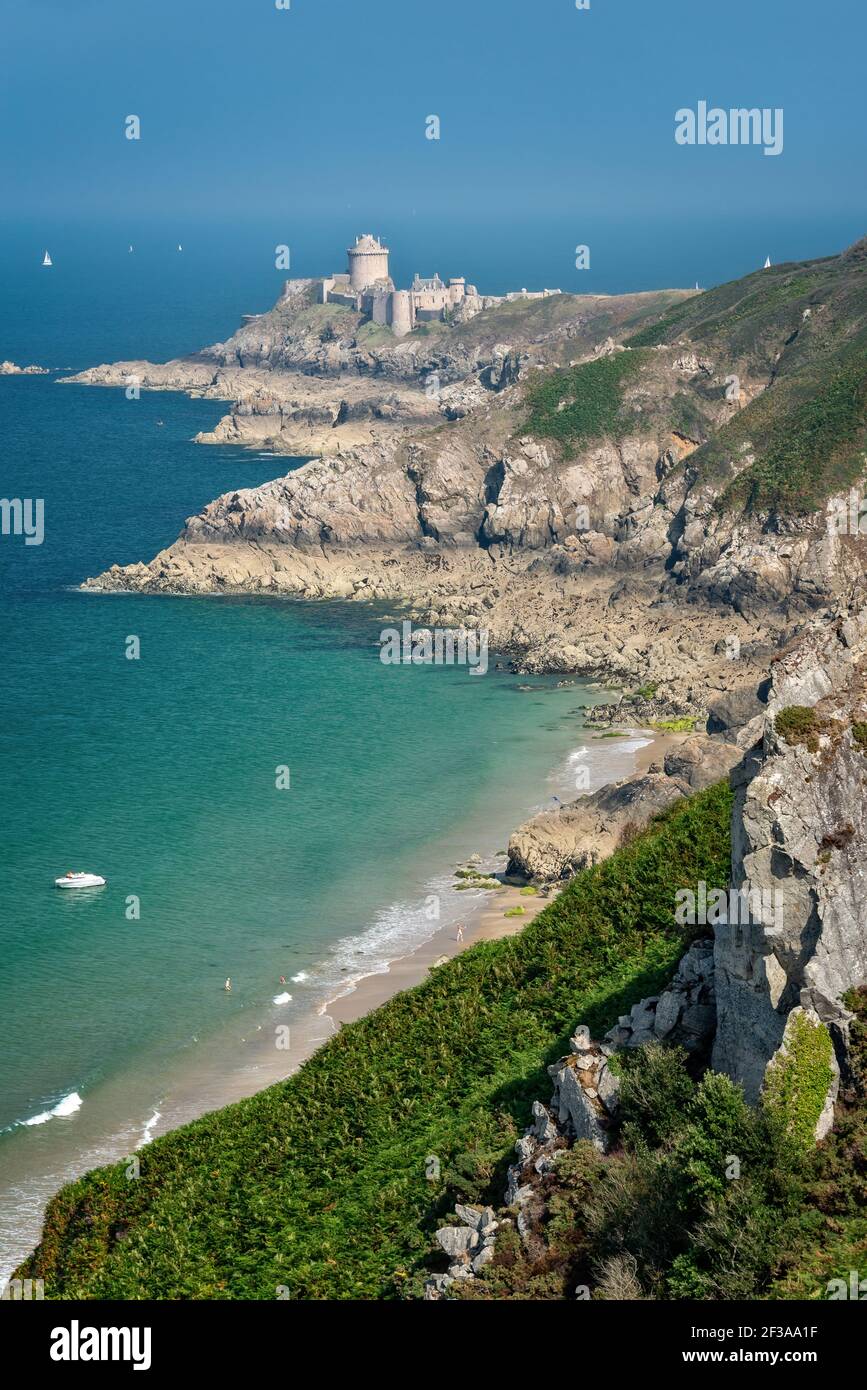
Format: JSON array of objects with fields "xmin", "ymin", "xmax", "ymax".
[
  {"xmin": 347, "ymin": 233, "xmax": 390, "ymax": 291},
  {"xmin": 389, "ymin": 290, "xmax": 413, "ymax": 338}
]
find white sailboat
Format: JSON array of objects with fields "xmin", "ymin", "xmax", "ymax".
[
  {"xmin": 763, "ymin": 255, "xmax": 772, "ymax": 269},
  {"xmin": 129, "ymin": 244, "xmax": 134, "ymax": 253},
  {"xmin": 42, "ymin": 250, "xmax": 52, "ymax": 266},
  {"xmin": 177, "ymin": 243, "xmax": 183, "ymax": 251}
]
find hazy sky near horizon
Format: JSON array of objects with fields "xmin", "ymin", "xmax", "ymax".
[{"xmin": 1, "ymin": 0, "xmax": 864, "ymax": 243}]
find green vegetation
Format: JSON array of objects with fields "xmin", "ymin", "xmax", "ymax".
[
  {"xmin": 522, "ymin": 350, "xmax": 652, "ymax": 453},
  {"xmin": 459, "ymin": 1043, "xmax": 807, "ymax": 1301},
  {"xmin": 461, "ymin": 990, "xmax": 867, "ymax": 1302},
  {"xmin": 719, "ymin": 337, "xmax": 867, "ymax": 514},
  {"xmin": 18, "ymin": 784, "xmax": 732, "ymax": 1300},
  {"xmin": 504, "ymin": 905, "xmax": 526, "ymax": 917},
  {"xmin": 650, "ymin": 717, "xmax": 696, "ymax": 733},
  {"xmin": 455, "ymin": 866, "xmax": 501, "ymax": 890},
  {"xmin": 688, "ymin": 271, "xmax": 830, "ymax": 341},
  {"xmin": 354, "ymin": 320, "xmax": 398, "ymax": 347},
  {"xmin": 624, "ymin": 259, "xmax": 838, "ymax": 354},
  {"xmin": 668, "ymin": 391, "xmax": 712, "ymax": 444},
  {"xmin": 763, "ymin": 1012, "xmax": 835, "ymax": 1152},
  {"xmin": 633, "ymin": 682, "xmax": 659, "ymax": 701},
  {"xmin": 851, "ymin": 720, "xmax": 867, "ymax": 751},
  {"xmin": 775, "ymin": 704, "xmax": 822, "ymax": 752},
  {"xmin": 625, "ymin": 299, "xmax": 695, "ymax": 348},
  {"xmin": 519, "ymin": 885, "xmax": 538, "ymax": 897},
  {"xmin": 621, "ymin": 249, "xmax": 867, "ymax": 516}
]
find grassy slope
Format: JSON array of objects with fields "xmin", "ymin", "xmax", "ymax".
[
  {"xmin": 18, "ymin": 785, "xmax": 732, "ymax": 1300},
  {"xmin": 627, "ymin": 243, "xmax": 867, "ymax": 514},
  {"xmin": 513, "ymin": 242, "xmax": 867, "ymax": 516},
  {"xmin": 446, "ymin": 289, "xmax": 691, "ymax": 357},
  {"xmin": 522, "ymin": 348, "xmax": 655, "ymax": 453}
]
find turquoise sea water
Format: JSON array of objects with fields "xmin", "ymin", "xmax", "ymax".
[{"xmin": 0, "ymin": 226, "xmax": 652, "ymax": 1277}]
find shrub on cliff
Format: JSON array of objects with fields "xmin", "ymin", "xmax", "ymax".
[
  {"xmin": 775, "ymin": 704, "xmax": 822, "ymax": 751},
  {"xmin": 762, "ymin": 1010, "xmax": 836, "ymax": 1152}
]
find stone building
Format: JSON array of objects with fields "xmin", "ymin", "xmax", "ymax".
[{"xmin": 319, "ymin": 233, "xmax": 561, "ymax": 338}]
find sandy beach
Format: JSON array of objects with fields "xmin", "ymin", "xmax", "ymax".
[
  {"xmin": 324, "ymin": 726, "xmax": 682, "ymax": 1030},
  {"xmin": 137, "ymin": 724, "xmax": 683, "ymax": 1129}
]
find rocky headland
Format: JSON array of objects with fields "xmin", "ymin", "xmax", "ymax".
[{"xmin": 68, "ymin": 238, "xmax": 867, "ymax": 894}]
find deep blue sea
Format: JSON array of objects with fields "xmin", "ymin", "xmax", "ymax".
[{"xmin": 1, "ymin": 213, "xmax": 854, "ymax": 1279}]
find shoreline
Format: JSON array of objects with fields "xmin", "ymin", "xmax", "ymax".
[
  {"xmin": 322, "ymin": 727, "xmax": 680, "ymax": 1030},
  {"xmin": 0, "ymin": 720, "xmax": 677, "ymax": 1285},
  {"xmin": 150, "ymin": 724, "xmax": 679, "ymax": 1124}
]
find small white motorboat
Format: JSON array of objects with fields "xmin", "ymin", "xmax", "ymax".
[{"xmin": 55, "ymin": 871, "xmax": 106, "ymax": 889}]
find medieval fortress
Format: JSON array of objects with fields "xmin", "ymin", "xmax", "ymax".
[{"xmin": 317, "ymin": 234, "xmax": 561, "ymax": 337}]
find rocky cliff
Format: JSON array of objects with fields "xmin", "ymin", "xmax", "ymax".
[
  {"xmin": 713, "ymin": 608, "xmax": 867, "ymax": 1101},
  {"xmin": 77, "ymin": 239, "xmax": 867, "ymax": 723}
]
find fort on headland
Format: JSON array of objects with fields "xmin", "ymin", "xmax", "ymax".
[{"xmin": 315, "ymin": 234, "xmax": 561, "ymax": 337}]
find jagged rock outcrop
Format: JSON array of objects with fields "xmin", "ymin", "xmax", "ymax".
[
  {"xmin": 424, "ymin": 941, "xmax": 713, "ymax": 1297},
  {"xmin": 507, "ymin": 769, "xmax": 685, "ymax": 883},
  {"xmin": 0, "ymin": 360, "xmax": 49, "ymax": 375},
  {"xmin": 546, "ymin": 1034, "xmax": 619, "ymax": 1153},
  {"xmin": 507, "ymin": 737, "xmax": 741, "ymax": 883},
  {"xmin": 713, "ymin": 609, "xmax": 867, "ymax": 1100},
  {"xmin": 426, "ymin": 1205, "xmax": 501, "ymax": 1299},
  {"xmin": 604, "ymin": 939, "xmax": 717, "ymax": 1054}
]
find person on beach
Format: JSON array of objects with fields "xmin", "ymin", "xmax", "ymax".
[
  {"xmin": 456, "ymin": 925, "xmax": 464, "ymax": 943},
  {"xmin": 224, "ymin": 977, "xmax": 232, "ymax": 992}
]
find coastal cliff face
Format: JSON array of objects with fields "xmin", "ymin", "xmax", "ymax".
[
  {"xmin": 14, "ymin": 245, "xmax": 867, "ymax": 1301},
  {"xmin": 505, "ymin": 608, "xmax": 867, "ymax": 1108},
  {"xmin": 77, "ymin": 240, "xmax": 867, "ymax": 715},
  {"xmin": 713, "ymin": 609, "xmax": 867, "ymax": 1101}
]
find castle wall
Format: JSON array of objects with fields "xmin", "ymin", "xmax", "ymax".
[
  {"xmin": 327, "ymin": 290, "xmax": 361, "ymax": 310},
  {"xmin": 389, "ymin": 290, "xmax": 413, "ymax": 337},
  {"xmin": 371, "ymin": 292, "xmax": 389, "ymax": 326}
]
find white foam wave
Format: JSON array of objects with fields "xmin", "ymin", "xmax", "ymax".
[
  {"xmin": 140, "ymin": 1110, "xmax": 162, "ymax": 1146},
  {"xmin": 19, "ymin": 1091, "xmax": 83, "ymax": 1128}
]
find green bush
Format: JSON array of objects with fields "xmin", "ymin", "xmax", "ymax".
[
  {"xmin": 775, "ymin": 705, "xmax": 822, "ymax": 751},
  {"xmin": 617, "ymin": 1043, "xmax": 695, "ymax": 1149},
  {"xmin": 851, "ymin": 721, "xmax": 867, "ymax": 751},
  {"xmin": 762, "ymin": 1011, "xmax": 835, "ymax": 1152}
]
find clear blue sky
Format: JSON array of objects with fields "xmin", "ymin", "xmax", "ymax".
[
  {"xmin": 0, "ymin": 0, "xmax": 864, "ymax": 284},
  {"xmin": 1, "ymin": 0, "xmax": 867, "ymax": 296}
]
